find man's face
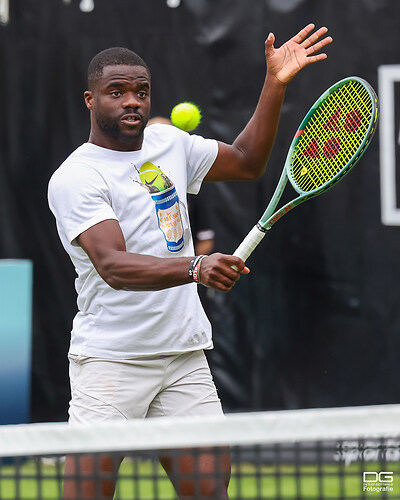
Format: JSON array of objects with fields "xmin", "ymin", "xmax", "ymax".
[{"xmin": 85, "ymin": 64, "xmax": 151, "ymax": 151}]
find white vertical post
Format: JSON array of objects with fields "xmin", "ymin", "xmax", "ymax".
[
  {"xmin": 0, "ymin": 0, "xmax": 9, "ymax": 25},
  {"xmin": 378, "ymin": 65, "xmax": 400, "ymax": 225}
]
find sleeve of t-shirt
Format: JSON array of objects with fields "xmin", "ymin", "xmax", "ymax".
[
  {"xmin": 183, "ymin": 132, "xmax": 219, "ymax": 195},
  {"xmin": 48, "ymin": 162, "xmax": 118, "ymax": 246}
]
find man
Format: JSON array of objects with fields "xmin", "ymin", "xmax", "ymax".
[{"xmin": 48, "ymin": 24, "xmax": 332, "ymax": 499}]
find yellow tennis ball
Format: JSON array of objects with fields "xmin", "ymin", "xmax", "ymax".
[{"xmin": 170, "ymin": 102, "xmax": 202, "ymax": 131}]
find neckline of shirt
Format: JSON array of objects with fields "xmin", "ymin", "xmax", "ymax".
[{"xmin": 82, "ymin": 142, "xmax": 144, "ymax": 159}]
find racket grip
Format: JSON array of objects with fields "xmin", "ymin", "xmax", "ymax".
[{"xmin": 233, "ymin": 225, "xmax": 266, "ymax": 263}]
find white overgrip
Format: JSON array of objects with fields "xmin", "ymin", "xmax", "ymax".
[{"xmin": 233, "ymin": 225, "xmax": 266, "ymax": 263}]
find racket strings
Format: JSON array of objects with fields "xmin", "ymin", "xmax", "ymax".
[
  {"xmin": 304, "ymin": 87, "xmax": 368, "ymax": 186},
  {"xmin": 303, "ymin": 81, "xmax": 371, "ymax": 169},
  {"xmin": 326, "ymin": 85, "xmax": 371, "ymax": 164},
  {"xmin": 297, "ymin": 83, "xmax": 371, "ymax": 189},
  {"xmin": 293, "ymin": 82, "xmax": 372, "ymax": 190},
  {"xmin": 290, "ymin": 80, "xmax": 373, "ymax": 192}
]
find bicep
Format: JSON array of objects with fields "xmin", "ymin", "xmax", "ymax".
[
  {"xmin": 77, "ymin": 219, "xmax": 126, "ymax": 275},
  {"xmin": 204, "ymin": 141, "xmax": 257, "ymax": 182}
]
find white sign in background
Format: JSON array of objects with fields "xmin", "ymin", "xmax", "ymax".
[{"xmin": 379, "ymin": 65, "xmax": 400, "ymax": 225}]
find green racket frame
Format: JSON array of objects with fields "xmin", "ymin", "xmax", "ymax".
[{"xmin": 234, "ymin": 76, "xmax": 379, "ymax": 263}]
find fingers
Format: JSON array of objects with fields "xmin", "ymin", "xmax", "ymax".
[
  {"xmin": 264, "ymin": 23, "xmax": 332, "ymax": 87},
  {"xmin": 295, "ymin": 24, "xmax": 333, "ymax": 67},
  {"xmin": 265, "ymin": 32, "xmax": 275, "ymax": 56},
  {"xmin": 292, "ymin": 23, "xmax": 317, "ymax": 44},
  {"xmin": 199, "ymin": 253, "xmax": 250, "ymax": 292},
  {"xmin": 301, "ymin": 26, "xmax": 328, "ymax": 47},
  {"xmin": 292, "ymin": 23, "xmax": 318, "ymax": 43},
  {"xmin": 294, "ymin": 24, "xmax": 332, "ymax": 55},
  {"xmin": 305, "ymin": 35, "xmax": 333, "ymax": 57}
]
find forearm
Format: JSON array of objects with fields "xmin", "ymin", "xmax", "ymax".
[
  {"xmin": 96, "ymin": 250, "xmax": 249, "ymax": 293},
  {"xmin": 206, "ymin": 25, "xmax": 331, "ymax": 183},
  {"xmin": 77, "ymin": 219, "xmax": 248, "ymax": 292},
  {"xmin": 232, "ymin": 73, "xmax": 287, "ymax": 178},
  {"xmin": 99, "ymin": 251, "xmax": 193, "ymax": 291},
  {"xmin": 207, "ymin": 73, "xmax": 287, "ymax": 182}
]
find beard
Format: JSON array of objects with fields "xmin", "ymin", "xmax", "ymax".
[{"xmin": 94, "ymin": 108, "xmax": 148, "ymax": 143}]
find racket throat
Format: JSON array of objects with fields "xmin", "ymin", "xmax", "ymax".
[{"xmin": 256, "ymin": 222, "xmax": 269, "ymax": 233}]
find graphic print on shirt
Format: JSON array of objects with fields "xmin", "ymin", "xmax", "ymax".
[{"xmin": 135, "ymin": 162, "xmax": 184, "ymax": 252}]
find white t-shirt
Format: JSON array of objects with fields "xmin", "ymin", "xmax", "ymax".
[{"xmin": 48, "ymin": 124, "xmax": 219, "ymax": 358}]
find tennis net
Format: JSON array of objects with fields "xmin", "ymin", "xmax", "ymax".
[{"xmin": 0, "ymin": 404, "xmax": 400, "ymax": 499}]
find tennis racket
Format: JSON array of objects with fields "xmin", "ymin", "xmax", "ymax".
[{"xmin": 233, "ymin": 76, "xmax": 379, "ymax": 263}]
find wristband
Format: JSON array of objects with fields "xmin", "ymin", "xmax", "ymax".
[
  {"xmin": 189, "ymin": 255, "xmax": 206, "ymax": 283},
  {"xmin": 193, "ymin": 255, "xmax": 206, "ymax": 284},
  {"xmin": 188, "ymin": 255, "xmax": 203, "ymax": 280}
]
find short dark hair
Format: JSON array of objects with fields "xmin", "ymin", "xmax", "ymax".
[{"xmin": 87, "ymin": 47, "xmax": 150, "ymax": 90}]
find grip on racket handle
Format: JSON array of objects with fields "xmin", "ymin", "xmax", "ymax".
[{"xmin": 233, "ymin": 225, "xmax": 266, "ymax": 263}]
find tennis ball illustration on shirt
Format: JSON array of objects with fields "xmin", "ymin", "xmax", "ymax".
[{"xmin": 139, "ymin": 162, "xmax": 173, "ymax": 193}]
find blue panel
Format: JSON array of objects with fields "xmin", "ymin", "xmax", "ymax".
[{"xmin": 0, "ymin": 260, "xmax": 33, "ymax": 424}]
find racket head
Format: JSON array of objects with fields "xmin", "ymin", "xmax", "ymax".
[{"xmin": 285, "ymin": 77, "xmax": 379, "ymax": 196}]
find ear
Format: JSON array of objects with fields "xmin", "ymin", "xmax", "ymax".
[{"xmin": 84, "ymin": 91, "xmax": 94, "ymax": 110}]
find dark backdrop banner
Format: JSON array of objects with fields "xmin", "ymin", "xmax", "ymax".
[{"xmin": 0, "ymin": 0, "xmax": 398, "ymax": 422}]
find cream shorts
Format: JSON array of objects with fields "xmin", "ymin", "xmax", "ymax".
[{"xmin": 68, "ymin": 350, "xmax": 223, "ymax": 423}]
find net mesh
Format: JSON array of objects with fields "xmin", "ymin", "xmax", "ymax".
[
  {"xmin": 290, "ymin": 79, "xmax": 374, "ymax": 192},
  {"xmin": 1, "ymin": 405, "xmax": 400, "ymax": 500}
]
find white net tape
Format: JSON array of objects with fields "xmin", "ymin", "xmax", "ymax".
[{"xmin": 1, "ymin": 404, "xmax": 400, "ymax": 458}]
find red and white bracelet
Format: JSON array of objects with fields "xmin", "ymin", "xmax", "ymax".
[{"xmin": 188, "ymin": 255, "xmax": 206, "ymax": 284}]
